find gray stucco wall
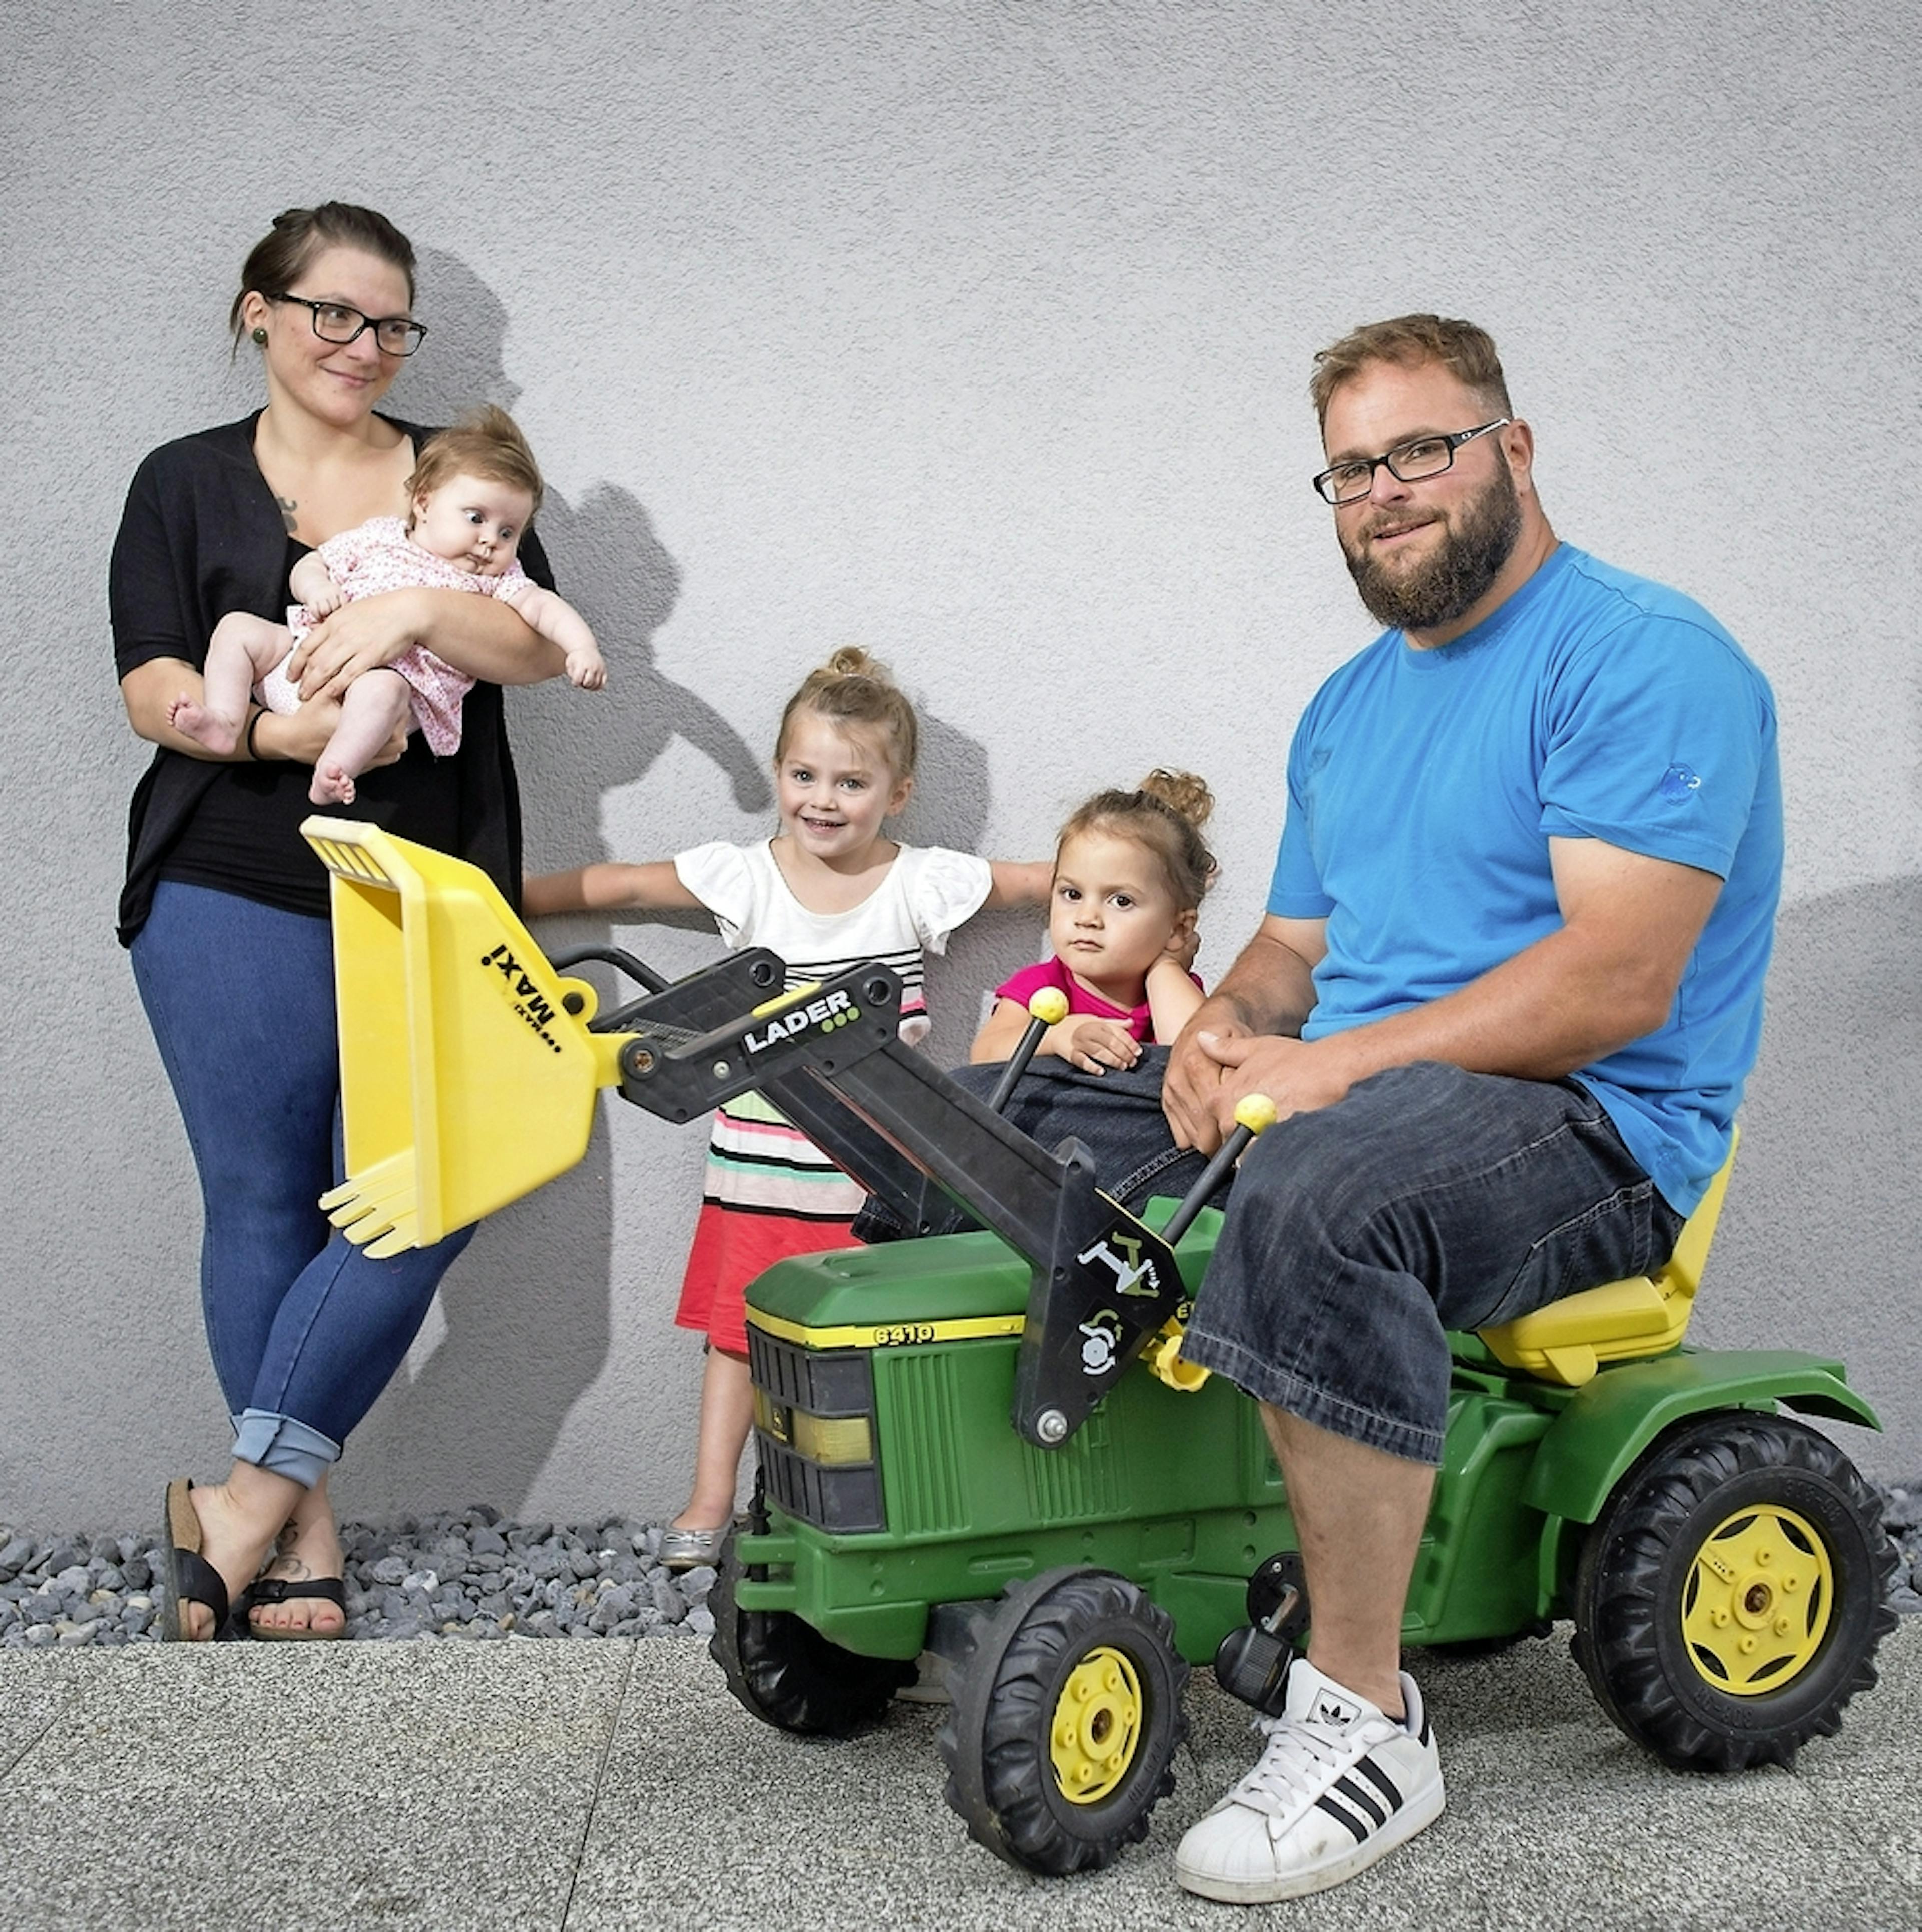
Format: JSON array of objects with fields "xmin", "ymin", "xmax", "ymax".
[{"xmin": 5, "ymin": 1, "xmax": 1916, "ymax": 1530}]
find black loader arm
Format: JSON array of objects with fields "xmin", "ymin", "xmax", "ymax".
[{"xmin": 605, "ymin": 955, "xmax": 1187, "ymax": 1447}]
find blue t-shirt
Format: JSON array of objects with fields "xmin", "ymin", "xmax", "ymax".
[{"xmin": 1268, "ymin": 544, "xmax": 1781, "ymax": 1216}]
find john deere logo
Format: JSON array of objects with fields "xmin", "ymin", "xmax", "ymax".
[{"xmin": 744, "ymin": 987, "xmax": 859, "ymax": 1055}]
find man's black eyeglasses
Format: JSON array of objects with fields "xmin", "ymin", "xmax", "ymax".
[
  {"xmin": 267, "ymin": 294, "xmax": 428, "ymax": 358},
  {"xmin": 1313, "ymin": 419, "xmax": 1510, "ymax": 506}
]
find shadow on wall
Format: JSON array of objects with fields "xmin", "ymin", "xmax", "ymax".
[
  {"xmin": 343, "ymin": 248, "xmax": 769, "ymax": 1515},
  {"xmin": 896, "ymin": 702, "xmax": 1049, "ymax": 1064},
  {"xmin": 1696, "ymin": 873, "xmax": 1921, "ymax": 1476}
]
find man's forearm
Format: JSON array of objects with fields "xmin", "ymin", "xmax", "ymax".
[{"xmin": 1202, "ymin": 925, "xmax": 1319, "ymax": 1038}]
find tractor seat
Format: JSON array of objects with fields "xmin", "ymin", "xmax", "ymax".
[{"xmin": 1477, "ymin": 1133, "xmax": 1739, "ymax": 1388}]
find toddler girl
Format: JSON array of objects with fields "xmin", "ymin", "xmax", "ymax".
[
  {"xmin": 524, "ymin": 647, "xmax": 1048, "ymax": 1567},
  {"xmin": 170, "ymin": 404, "xmax": 604, "ymax": 806},
  {"xmin": 972, "ymin": 768, "xmax": 1216, "ymax": 1072}
]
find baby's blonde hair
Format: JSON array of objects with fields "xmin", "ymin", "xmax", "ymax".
[
  {"xmin": 406, "ymin": 404, "xmax": 545, "ymax": 521},
  {"xmin": 1058, "ymin": 769, "xmax": 1217, "ymax": 909},
  {"xmin": 776, "ymin": 647, "xmax": 919, "ymax": 779}
]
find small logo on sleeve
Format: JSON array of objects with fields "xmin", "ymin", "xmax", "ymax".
[{"xmin": 1659, "ymin": 764, "xmax": 1702, "ymax": 803}]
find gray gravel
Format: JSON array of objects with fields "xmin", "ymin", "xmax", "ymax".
[
  {"xmin": 1884, "ymin": 1481, "xmax": 1922, "ymax": 1615},
  {"xmin": 4, "ymin": 1484, "xmax": 1918, "ymax": 1649},
  {"xmin": 0, "ymin": 1505, "xmax": 717, "ymax": 1649}
]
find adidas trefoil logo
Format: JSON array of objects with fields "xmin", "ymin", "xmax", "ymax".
[{"xmin": 1311, "ymin": 1692, "xmax": 1361, "ymax": 1728}]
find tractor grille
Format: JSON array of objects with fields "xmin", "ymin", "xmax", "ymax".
[{"xmin": 747, "ymin": 1326, "xmax": 884, "ymax": 1534}]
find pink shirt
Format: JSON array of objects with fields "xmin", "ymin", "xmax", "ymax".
[{"xmin": 995, "ymin": 956, "xmax": 1202, "ymax": 1044}]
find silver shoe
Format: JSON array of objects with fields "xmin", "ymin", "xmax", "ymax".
[{"xmin": 658, "ymin": 1524, "xmax": 727, "ymax": 1571}]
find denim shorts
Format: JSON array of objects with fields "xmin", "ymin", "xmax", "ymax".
[{"xmin": 1180, "ymin": 1061, "xmax": 1686, "ymax": 1466}]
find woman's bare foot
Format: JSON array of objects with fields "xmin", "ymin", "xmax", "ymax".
[
  {"xmin": 174, "ymin": 1466, "xmax": 302, "ymax": 1641},
  {"xmin": 309, "ymin": 759, "xmax": 357, "ymax": 806},
  {"xmin": 168, "ymin": 693, "xmax": 241, "ymax": 755},
  {"xmin": 248, "ymin": 1475, "xmax": 347, "ymax": 1638}
]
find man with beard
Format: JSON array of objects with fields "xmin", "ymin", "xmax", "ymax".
[{"xmin": 1165, "ymin": 315, "xmax": 1781, "ymax": 1903}]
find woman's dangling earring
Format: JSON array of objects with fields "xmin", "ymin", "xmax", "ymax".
[{"xmin": 252, "ymin": 326, "xmax": 268, "ymax": 345}]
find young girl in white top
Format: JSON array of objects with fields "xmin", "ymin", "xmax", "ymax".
[
  {"xmin": 971, "ymin": 768, "xmax": 1216, "ymax": 1071},
  {"xmin": 170, "ymin": 405, "xmax": 605, "ymax": 806},
  {"xmin": 524, "ymin": 648, "xmax": 1048, "ymax": 1566}
]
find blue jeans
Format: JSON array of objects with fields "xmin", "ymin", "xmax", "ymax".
[
  {"xmin": 1181, "ymin": 1062, "xmax": 1686, "ymax": 1465},
  {"xmin": 131, "ymin": 883, "xmax": 475, "ymax": 1485}
]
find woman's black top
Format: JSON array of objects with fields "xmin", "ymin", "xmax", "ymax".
[{"xmin": 109, "ymin": 412, "xmax": 553, "ymax": 945}]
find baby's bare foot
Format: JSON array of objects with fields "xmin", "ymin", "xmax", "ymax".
[
  {"xmin": 310, "ymin": 760, "xmax": 357, "ymax": 806},
  {"xmin": 169, "ymin": 694, "xmax": 240, "ymax": 755}
]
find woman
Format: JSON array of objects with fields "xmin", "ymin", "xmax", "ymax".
[{"xmin": 114, "ymin": 203, "xmax": 568, "ymax": 1640}]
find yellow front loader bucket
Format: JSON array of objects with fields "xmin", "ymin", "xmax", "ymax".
[{"xmin": 302, "ymin": 818, "xmax": 625, "ymax": 1256}]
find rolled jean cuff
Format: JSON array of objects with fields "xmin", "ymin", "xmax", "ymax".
[{"xmin": 230, "ymin": 1408, "xmax": 342, "ymax": 1487}]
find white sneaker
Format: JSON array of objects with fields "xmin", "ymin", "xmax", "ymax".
[{"xmin": 1175, "ymin": 1657, "xmax": 1445, "ymax": 1902}]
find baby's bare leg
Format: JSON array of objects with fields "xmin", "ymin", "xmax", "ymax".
[
  {"xmin": 171, "ymin": 614, "xmax": 293, "ymax": 754},
  {"xmin": 311, "ymin": 668, "xmax": 413, "ymax": 806}
]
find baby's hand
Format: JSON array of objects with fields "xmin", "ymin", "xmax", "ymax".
[
  {"xmin": 1046, "ymin": 1016, "xmax": 1141, "ymax": 1075},
  {"xmin": 567, "ymin": 645, "xmax": 607, "ymax": 691},
  {"xmin": 289, "ymin": 552, "xmax": 345, "ymax": 617}
]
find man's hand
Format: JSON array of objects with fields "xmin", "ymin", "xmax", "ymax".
[
  {"xmin": 1163, "ymin": 916, "xmax": 1324, "ymax": 1151},
  {"xmin": 1163, "ymin": 1001, "xmax": 1253, "ymax": 1153},
  {"xmin": 1188, "ymin": 1031, "xmax": 1356, "ymax": 1136}
]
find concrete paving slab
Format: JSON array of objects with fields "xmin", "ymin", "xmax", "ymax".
[
  {"xmin": 569, "ymin": 1620, "xmax": 1922, "ymax": 1931},
  {"xmin": 0, "ymin": 1620, "xmax": 1913, "ymax": 1930},
  {"xmin": 0, "ymin": 1638, "xmax": 638, "ymax": 1931},
  {"xmin": 0, "ymin": 1653, "xmax": 85, "ymax": 1783}
]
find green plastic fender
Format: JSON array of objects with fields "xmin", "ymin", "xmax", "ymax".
[{"xmin": 1523, "ymin": 1348, "xmax": 1881, "ymax": 1529}]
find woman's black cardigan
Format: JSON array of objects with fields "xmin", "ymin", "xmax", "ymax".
[{"xmin": 110, "ymin": 413, "xmax": 551, "ymax": 945}]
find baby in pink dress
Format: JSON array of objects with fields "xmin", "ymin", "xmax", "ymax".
[{"xmin": 170, "ymin": 404, "xmax": 604, "ymax": 805}]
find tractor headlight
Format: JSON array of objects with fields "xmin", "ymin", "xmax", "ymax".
[{"xmin": 746, "ymin": 1328, "xmax": 885, "ymax": 1533}]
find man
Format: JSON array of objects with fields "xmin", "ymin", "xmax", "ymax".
[{"xmin": 1165, "ymin": 315, "xmax": 1780, "ymax": 1903}]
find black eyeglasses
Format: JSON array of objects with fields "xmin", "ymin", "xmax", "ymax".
[
  {"xmin": 1312, "ymin": 419, "xmax": 1510, "ymax": 506},
  {"xmin": 266, "ymin": 293, "xmax": 428, "ymax": 358}
]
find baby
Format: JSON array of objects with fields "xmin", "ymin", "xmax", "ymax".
[{"xmin": 170, "ymin": 404, "xmax": 604, "ymax": 804}]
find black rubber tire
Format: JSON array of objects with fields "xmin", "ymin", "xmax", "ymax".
[
  {"xmin": 708, "ymin": 1488, "xmax": 913, "ymax": 1737},
  {"xmin": 937, "ymin": 1567, "xmax": 1189, "ymax": 1875},
  {"xmin": 1571, "ymin": 1411, "xmax": 1896, "ymax": 1771}
]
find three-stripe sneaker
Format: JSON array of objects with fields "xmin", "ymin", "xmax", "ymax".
[{"xmin": 1174, "ymin": 1657, "xmax": 1444, "ymax": 1902}]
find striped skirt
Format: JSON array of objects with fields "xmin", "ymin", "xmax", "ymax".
[{"xmin": 673, "ymin": 1088, "xmax": 866, "ymax": 1354}]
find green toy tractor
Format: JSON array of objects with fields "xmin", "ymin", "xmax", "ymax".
[{"xmin": 303, "ymin": 819, "xmax": 1897, "ymax": 1877}]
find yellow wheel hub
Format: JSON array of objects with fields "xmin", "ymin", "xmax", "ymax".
[
  {"xmin": 1681, "ymin": 1503, "xmax": 1835, "ymax": 1696},
  {"xmin": 1050, "ymin": 1645, "xmax": 1144, "ymax": 1804}
]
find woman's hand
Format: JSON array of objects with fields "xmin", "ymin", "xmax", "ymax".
[
  {"xmin": 1045, "ymin": 1015, "xmax": 1142, "ymax": 1074},
  {"xmin": 254, "ymin": 698, "xmax": 408, "ymax": 771},
  {"xmin": 286, "ymin": 589, "xmax": 432, "ymax": 703}
]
